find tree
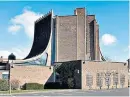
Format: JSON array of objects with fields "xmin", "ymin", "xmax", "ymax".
[
  {"xmin": 68, "ymin": 78, "xmax": 74, "ymax": 88},
  {"xmin": 55, "ymin": 61, "xmax": 81, "ymax": 89},
  {"xmin": 0, "ymin": 79, "xmax": 9, "ymax": 91},
  {"xmin": 11, "ymin": 79, "xmax": 20, "ymax": 90},
  {"xmin": 104, "ymin": 56, "xmax": 112, "ymax": 61}
]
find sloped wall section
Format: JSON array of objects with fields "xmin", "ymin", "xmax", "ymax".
[{"xmin": 24, "ymin": 13, "xmax": 52, "ymax": 59}]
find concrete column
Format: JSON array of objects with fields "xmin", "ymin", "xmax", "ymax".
[{"xmin": 75, "ymin": 8, "xmax": 86, "ymax": 60}]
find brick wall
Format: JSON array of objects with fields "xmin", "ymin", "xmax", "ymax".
[
  {"xmin": 76, "ymin": 8, "xmax": 86, "ymax": 60},
  {"xmin": 56, "ymin": 16, "xmax": 77, "ymax": 62},
  {"xmin": 55, "ymin": 8, "xmax": 87, "ymax": 62},
  {"xmin": 95, "ymin": 23, "xmax": 100, "ymax": 60},
  {"xmin": 10, "ymin": 65, "xmax": 53, "ymax": 86},
  {"xmin": 86, "ymin": 15, "xmax": 95, "ymax": 60},
  {"xmin": 87, "ymin": 15, "xmax": 100, "ymax": 60}
]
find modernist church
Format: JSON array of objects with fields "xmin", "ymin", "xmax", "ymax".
[{"xmin": 0, "ymin": 8, "xmax": 129, "ymax": 90}]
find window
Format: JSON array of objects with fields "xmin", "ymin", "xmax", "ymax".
[
  {"xmin": 96, "ymin": 72, "xmax": 103, "ymax": 89},
  {"xmin": 113, "ymin": 72, "xmax": 118, "ymax": 88},
  {"xmin": 120, "ymin": 73, "xmax": 125, "ymax": 88},
  {"xmin": 86, "ymin": 72, "xmax": 93, "ymax": 89},
  {"xmin": 2, "ymin": 74, "xmax": 8, "ymax": 80},
  {"xmin": 105, "ymin": 71, "xmax": 111, "ymax": 89}
]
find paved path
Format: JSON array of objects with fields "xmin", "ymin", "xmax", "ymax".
[{"xmin": 0, "ymin": 88, "xmax": 129, "ymax": 96}]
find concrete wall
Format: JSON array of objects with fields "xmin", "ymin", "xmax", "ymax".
[
  {"xmin": 10, "ymin": 65, "xmax": 54, "ymax": 86},
  {"xmin": 82, "ymin": 61, "xmax": 128, "ymax": 90}
]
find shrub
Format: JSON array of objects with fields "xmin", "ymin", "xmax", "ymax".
[
  {"xmin": 22, "ymin": 83, "xmax": 44, "ymax": 90},
  {"xmin": 11, "ymin": 79, "xmax": 20, "ymax": 90},
  {"xmin": 44, "ymin": 82, "xmax": 61, "ymax": 89},
  {"xmin": 68, "ymin": 78, "xmax": 74, "ymax": 89},
  {"xmin": 0, "ymin": 79, "xmax": 9, "ymax": 91}
]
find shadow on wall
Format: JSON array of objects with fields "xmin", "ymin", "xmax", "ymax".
[{"xmin": 44, "ymin": 60, "xmax": 82, "ymax": 89}]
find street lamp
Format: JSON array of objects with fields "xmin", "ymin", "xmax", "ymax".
[{"xmin": 8, "ymin": 53, "xmax": 16, "ymax": 95}]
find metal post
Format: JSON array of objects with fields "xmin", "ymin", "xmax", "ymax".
[
  {"xmin": 54, "ymin": 65, "xmax": 56, "ymax": 82},
  {"xmin": 9, "ymin": 60, "xmax": 12, "ymax": 95}
]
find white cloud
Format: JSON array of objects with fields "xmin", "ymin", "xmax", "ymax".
[
  {"xmin": 11, "ymin": 46, "xmax": 30, "ymax": 59},
  {"xmin": 8, "ymin": 25, "xmax": 21, "ymax": 34},
  {"xmin": 101, "ymin": 34, "xmax": 117, "ymax": 45},
  {"xmin": 0, "ymin": 50, "xmax": 11, "ymax": 58},
  {"xmin": 0, "ymin": 46, "xmax": 47, "ymax": 60},
  {"xmin": 0, "ymin": 46, "xmax": 30, "ymax": 59},
  {"xmin": 8, "ymin": 7, "xmax": 43, "ymax": 38}
]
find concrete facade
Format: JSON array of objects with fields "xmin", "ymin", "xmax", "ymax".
[{"xmin": 81, "ymin": 61, "xmax": 128, "ymax": 90}]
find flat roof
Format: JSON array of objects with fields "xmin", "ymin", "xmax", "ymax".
[{"xmin": 54, "ymin": 60, "xmax": 126, "ymax": 64}]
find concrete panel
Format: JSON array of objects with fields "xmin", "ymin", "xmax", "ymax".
[{"xmin": 82, "ymin": 61, "xmax": 128, "ymax": 90}]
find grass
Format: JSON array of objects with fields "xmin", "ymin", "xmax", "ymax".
[
  {"xmin": 0, "ymin": 89, "xmax": 49, "ymax": 94},
  {"xmin": 0, "ymin": 89, "xmax": 65, "ymax": 94}
]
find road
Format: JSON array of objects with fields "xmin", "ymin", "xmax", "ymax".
[{"xmin": 1, "ymin": 88, "xmax": 129, "ymax": 96}]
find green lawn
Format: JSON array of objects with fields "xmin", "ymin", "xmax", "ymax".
[
  {"xmin": 0, "ymin": 89, "xmax": 64, "ymax": 94},
  {"xmin": 0, "ymin": 89, "xmax": 49, "ymax": 94}
]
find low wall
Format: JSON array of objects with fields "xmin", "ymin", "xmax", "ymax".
[
  {"xmin": 82, "ymin": 61, "xmax": 128, "ymax": 90},
  {"xmin": 10, "ymin": 65, "xmax": 54, "ymax": 86}
]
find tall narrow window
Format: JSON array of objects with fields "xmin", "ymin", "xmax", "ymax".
[
  {"xmin": 96, "ymin": 72, "xmax": 103, "ymax": 89},
  {"xmin": 86, "ymin": 72, "xmax": 93, "ymax": 89},
  {"xmin": 105, "ymin": 71, "xmax": 111, "ymax": 89},
  {"xmin": 2, "ymin": 74, "xmax": 8, "ymax": 80},
  {"xmin": 120, "ymin": 74, "xmax": 125, "ymax": 88},
  {"xmin": 113, "ymin": 72, "xmax": 118, "ymax": 88}
]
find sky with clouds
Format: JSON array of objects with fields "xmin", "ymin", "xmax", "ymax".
[{"xmin": 0, "ymin": 1, "xmax": 129, "ymax": 62}]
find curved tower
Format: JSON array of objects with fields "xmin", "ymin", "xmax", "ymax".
[{"xmin": 15, "ymin": 10, "xmax": 54, "ymax": 66}]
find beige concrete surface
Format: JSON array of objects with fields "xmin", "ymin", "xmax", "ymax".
[{"xmin": 82, "ymin": 61, "xmax": 128, "ymax": 90}]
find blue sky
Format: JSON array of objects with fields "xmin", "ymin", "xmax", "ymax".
[{"xmin": 0, "ymin": 1, "xmax": 129, "ymax": 62}]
